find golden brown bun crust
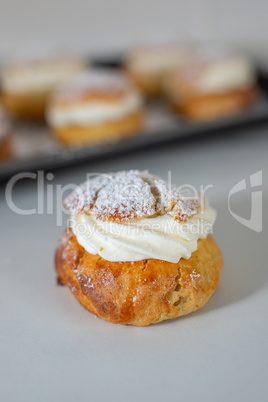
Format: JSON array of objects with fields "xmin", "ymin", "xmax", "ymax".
[
  {"xmin": 126, "ymin": 68, "xmax": 164, "ymax": 97},
  {"xmin": 2, "ymin": 90, "xmax": 48, "ymax": 120},
  {"xmin": 175, "ymin": 87, "xmax": 256, "ymax": 121},
  {"xmin": 0, "ymin": 135, "xmax": 12, "ymax": 162},
  {"xmin": 51, "ymin": 111, "xmax": 144, "ymax": 146},
  {"xmin": 170, "ymin": 87, "xmax": 257, "ymax": 121},
  {"xmin": 55, "ymin": 228, "xmax": 223, "ymax": 326}
]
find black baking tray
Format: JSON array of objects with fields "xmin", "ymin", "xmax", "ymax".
[{"xmin": 1, "ymin": 56, "xmax": 268, "ymax": 182}]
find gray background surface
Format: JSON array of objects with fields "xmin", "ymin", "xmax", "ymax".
[
  {"xmin": 0, "ymin": 124, "xmax": 267, "ymax": 401},
  {"xmin": 1, "ymin": 0, "xmax": 268, "ymax": 62}
]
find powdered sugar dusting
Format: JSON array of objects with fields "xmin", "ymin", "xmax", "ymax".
[
  {"xmin": 64, "ymin": 170, "xmax": 201, "ymax": 223},
  {"xmin": 93, "ymin": 171, "xmax": 155, "ymax": 221},
  {"xmin": 190, "ymin": 269, "xmax": 201, "ymax": 280},
  {"xmin": 150, "ymin": 177, "xmax": 200, "ymax": 221},
  {"xmin": 173, "ymin": 197, "xmax": 200, "ymax": 222},
  {"xmin": 175, "ymin": 46, "xmax": 244, "ymax": 83},
  {"xmin": 77, "ymin": 272, "xmax": 94, "ymax": 289},
  {"xmin": 153, "ymin": 179, "xmax": 176, "ymax": 212},
  {"xmin": 65, "ymin": 175, "xmax": 109, "ymax": 214},
  {"xmin": 53, "ymin": 69, "xmax": 133, "ymax": 102}
]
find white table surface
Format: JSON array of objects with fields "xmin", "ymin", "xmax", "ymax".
[{"xmin": 1, "ymin": 124, "xmax": 267, "ymax": 402}]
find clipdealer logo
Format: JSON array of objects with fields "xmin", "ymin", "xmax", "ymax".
[
  {"xmin": 228, "ymin": 170, "xmax": 262, "ymax": 233},
  {"xmin": 4, "ymin": 170, "xmax": 263, "ymax": 233}
]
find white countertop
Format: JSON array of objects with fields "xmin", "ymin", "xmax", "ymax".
[{"xmin": 0, "ymin": 124, "xmax": 267, "ymax": 401}]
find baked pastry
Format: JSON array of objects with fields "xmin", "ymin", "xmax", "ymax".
[
  {"xmin": 56, "ymin": 170, "xmax": 223, "ymax": 326},
  {"xmin": 165, "ymin": 46, "xmax": 257, "ymax": 121},
  {"xmin": 1, "ymin": 57, "xmax": 87, "ymax": 119},
  {"xmin": 46, "ymin": 69, "xmax": 144, "ymax": 146},
  {"xmin": 0, "ymin": 104, "xmax": 12, "ymax": 162},
  {"xmin": 125, "ymin": 42, "xmax": 192, "ymax": 97}
]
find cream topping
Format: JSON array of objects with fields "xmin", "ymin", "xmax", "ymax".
[
  {"xmin": 127, "ymin": 44, "xmax": 192, "ymax": 74},
  {"xmin": 47, "ymin": 91, "xmax": 142, "ymax": 127},
  {"xmin": 70, "ymin": 206, "xmax": 216, "ymax": 263},
  {"xmin": 50, "ymin": 70, "xmax": 134, "ymax": 101},
  {"xmin": 1, "ymin": 58, "xmax": 86, "ymax": 93},
  {"xmin": 65, "ymin": 170, "xmax": 216, "ymax": 263},
  {"xmin": 178, "ymin": 46, "xmax": 256, "ymax": 94},
  {"xmin": 195, "ymin": 58, "xmax": 255, "ymax": 93}
]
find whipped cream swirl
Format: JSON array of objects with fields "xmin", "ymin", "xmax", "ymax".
[
  {"xmin": 2, "ymin": 59, "xmax": 86, "ymax": 93},
  {"xmin": 70, "ymin": 205, "xmax": 216, "ymax": 263},
  {"xmin": 47, "ymin": 91, "xmax": 142, "ymax": 127},
  {"xmin": 195, "ymin": 58, "xmax": 255, "ymax": 94}
]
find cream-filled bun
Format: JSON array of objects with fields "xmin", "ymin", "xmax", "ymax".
[
  {"xmin": 47, "ymin": 69, "xmax": 144, "ymax": 146},
  {"xmin": 165, "ymin": 46, "xmax": 257, "ymax": 121},
  {"xmin": 56, "ymin": 170, "xmax": 223, "ymax": 326},
  {"xmin": 125, "ymin": 42, "xmax": 193, "ymax": 97},
  {"xmin": 1, "ymin": 57, "xmax": 87, "ymax": 119}
]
